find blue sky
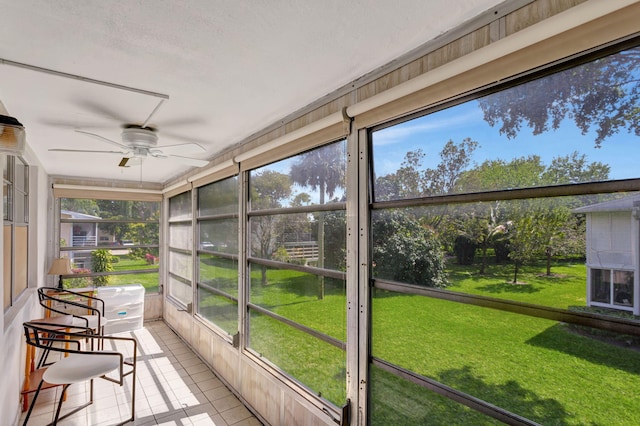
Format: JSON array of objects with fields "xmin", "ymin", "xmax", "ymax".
[
  {"xmin": 254, "ymin": 91, "xmax": 639, "ymax": 206},
  {"xmin": 372, "ymin": 99, "xmax": 639, "ymax": 180}
]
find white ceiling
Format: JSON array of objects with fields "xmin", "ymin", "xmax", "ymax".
[{"xmin": 0, "ymin": 0, "xmax": 504, "ymax": 184}]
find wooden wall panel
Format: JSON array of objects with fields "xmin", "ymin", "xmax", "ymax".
[{"xmin": 505, "ymin": 0, "xmax": 586, "ymax": 35}]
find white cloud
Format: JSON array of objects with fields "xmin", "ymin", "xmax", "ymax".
[{"xmin": 372, "ymin": 109, "xmax": 481, "ymax": 146}]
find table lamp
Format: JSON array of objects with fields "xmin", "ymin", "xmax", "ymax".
[{"xmin": 48, "ymin": 258, "xmax": 73, "ymax": 289}]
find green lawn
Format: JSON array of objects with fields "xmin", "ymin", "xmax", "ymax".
[
  {"xmin": 371, "ymin": 290, "xmax": 640, "ymax": 425},
  {"xmin": 447, "ymin": 259, "xmax": 587, "ymax": 309},
  {"xmin": 66, "ymin": 253, "xmax": 639, "ymax": 424},
  {"xmin": 110, "ymin": 256, "xmax": 159, "ymax": 293},
  {"xmin": 198, "ymin": 256, "xmax": 239, "ymax": 335},
  {"xmin": 216, "ymin": 259, "xmax": 640, "ymax": 424},
  {"xmin": 65, "ymin": 256, "xmax": 160, "ymax": 293}
]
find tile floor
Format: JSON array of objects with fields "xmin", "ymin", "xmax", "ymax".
[{"xmin": 20, "ymin": 321, "xmax": 263, "ymax": 426}]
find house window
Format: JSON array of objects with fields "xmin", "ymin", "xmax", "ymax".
[
  {"xmin": 591, "ymin": 268, "xmax": 634, "ymax": 308},
  {"xmin": 3, "ymin": 155, "xmax": 28, "ymax": 310},
  {"xmin": 196, "ymin": 176, "xmax": 239, "ymax": 336},
  {"xmin": 168, "ymin": 191, "xmax": 192, "ymax": 304},
  {"xmin": 58, "ymin": 197, "xmax": 160, "ymax": 293},
  {"xmin": 591, "ymin": 268, "xmax": 610, "ymax": 304}
]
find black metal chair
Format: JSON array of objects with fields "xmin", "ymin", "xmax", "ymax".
[
  {"xmin": 22, "ymin": 320, "xmax": 137, "ymax": 425},
  {"xmin": 37, "ymin": 287, "xmax": 107, "ymax": 341}
]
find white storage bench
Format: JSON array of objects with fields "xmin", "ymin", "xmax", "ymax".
[{"xmin": 97, "ymin": 284, "xmax": 145, "ymax": 334}]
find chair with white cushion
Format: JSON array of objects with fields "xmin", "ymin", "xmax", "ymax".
[
  {"xmin": 22, "ymin": 320, "xmax": 137, "ymax": 425},
  {"xmin": 37, "ymin": 287, "xmax": 108, "ymax": 338}
]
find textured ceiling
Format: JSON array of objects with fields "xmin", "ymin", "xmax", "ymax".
[{"xmin": 0, "ymin": 0, "xmax": 504, "ymax": 184}]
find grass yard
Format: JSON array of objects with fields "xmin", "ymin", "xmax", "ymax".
[
  {"xmin": 247, "ymin": 266, "xmax": 347, "ymax": 404},
  {"xmin": 198, "ymin": 256, "xmax": 239, "ymax": 335},
  {"xmin": 108, "ymin": 256, "xmax": 159, "ymax": 293},
  {"xmin": 221, "ymin": 258, "xmax": 640, "ymax": 424},
  {"xmin": 371, "ymin": 290, "xmax": 640, "ymax": 425},
  {"xmin": 447, "ymin": 259, "xmax": 587, "ymax": 309}
]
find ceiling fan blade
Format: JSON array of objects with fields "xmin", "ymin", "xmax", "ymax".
[
  {"xmin": 39, "ymin": 118, "xmax": 110, "ymax": 129},
  {"xmin": 156, "ymin": 142, "xmax": 206, "ymax": 154},
  {"xmin": 160, "ymin": 130, "xmax": 212, "ymax": 145},
  {"xmin": 48, "ymin": 148, "xmax": 127, "ymax": 154},
  {"xmin": 76, "ymin": 99, "xmax": 130, "ymax": 122},
  {"xmin": 75, "ymin": 130, "xmax": 129, "ymax": 149},
  {"xmin": 155, "ymin": 117, "xmax": 206, "ymax": 127},
  {"xmin": 166, "ymin": 154, "xmax": 209, "ymax": 167}
]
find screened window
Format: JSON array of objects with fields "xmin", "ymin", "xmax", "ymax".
[
  {"xmin": 591, "ymin": 268, "xmax": 634, "ymax": 308},
  {"xmin": 58, "ymin": 197, "xmax": 160, "ymax": 293},
  {"xmin": 168, "ymin": 191, "xmax": 192, "ymax": 304},
  {"xmin": 3, "ymin": 156, "xmax": 28, "ymax": 310},
  {"xmin": 197, "ymin": 176, "xmax": 239, "ymax": 336},
  {"xmin": 246, "ymin": 140, "xmax": 348, "ymax": 406},
  {"xmin": 368, "ymin": 41, "xmax": 640, "ymax": 425}
]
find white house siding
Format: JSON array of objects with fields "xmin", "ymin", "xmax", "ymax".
[{"xmin": 588, "ymin": 212, "xmax": 635, "ymax": 270}]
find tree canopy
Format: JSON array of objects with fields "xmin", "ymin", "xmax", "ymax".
[{"xmin": 478, "ymin": 47, "xmax": 640, "ymax": 147}]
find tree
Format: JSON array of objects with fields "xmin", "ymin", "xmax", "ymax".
[
  {"xmin": 290, "ymin": 141, "xmax": 346, "ymax": 299},
  {"xmin": 372, "ymin": 210, "xmax": 447, "ymax": 288},
  {"xmin": 504, "ymin": 214, "xmax": 539, "ymax": 284},
  {"xmin": 322, "ymin": 211, "xmax": 346, "ymax": 272},
  {"xmin": 375, "ymin": 138, "xmax": 479, "ymax": 201},
  {"xmin": 537, "ymin": 207, "xmax": 577, "ymax": 275},
  {"xmin": 424, "ymin": 138, "xmax": 479, "ymax": 195},
  {"xmin": 250, "ymin": 170, "xmax": 292, "ymax": 285},
  {"xmin": 198, "ymin": 176, "xmax": 238, "ymax": 215},
  {"xmin": 542, "ymin": 151, "xmax": 610, "ymax": 184},
  {"xmin": 60, "ymin": 198, "xmax": 99, "ymax": 215},
  {"xmin": 457, "ymin": 152, "xmax": 605, "ymax": 277},
  {"xmin": 458, "ymin": 155, "xmax": 545, "ymax": 192},
  {"xmin": 93, "ymin": 200, "xmax": 160, "ymax": 246},
  {"xmin": 457, "ymin": 156, "xmax": 545, "ymax": 275},
  {"xmin": 375, "ymin": 139, "xmax": 478, "ymax": 236},
  {"xmin": 478, "ymin": 47, "xmax": 640, "ymax": 147},
  {"xmin": 505, "ymin": 201, "xmax": 580, "ymax": 282},
  {"xmin": 458, "ymin": 204, "xmax": 510, "ymax": 274}
]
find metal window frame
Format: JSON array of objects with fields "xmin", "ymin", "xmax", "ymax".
[{"xmin": 364, "ymin": 36, "xmax": 640, "ymax": 425}]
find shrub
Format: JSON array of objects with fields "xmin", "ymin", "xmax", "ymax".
[
  {"xmin": 372, "ymin": 210, "xmax": 448, "ymax": 288},
  {"xmin": 91, "ymin": 249, "xmax": 114, "ymax": 286},
  {"xmin": 130, "ymin": 248, "xmax": 146, "ymax": 260},
  {"xmin": 65, "ymin": 267, "xmax": 93, "ymax": 288},
  {"xmin": 272, "ymin": 246, "xmax": 291, "ymax": 263}
]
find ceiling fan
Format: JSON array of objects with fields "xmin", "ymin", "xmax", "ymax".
[{"xmin": 47, "ymin": 99, "xmax": 209, "ymax": 168}]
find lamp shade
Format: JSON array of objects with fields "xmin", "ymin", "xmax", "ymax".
[
  {"xmin": 0, "ymin": 114, "xmax": 26, "ymax": 154},
  {"xmin": 48, "ymin": 258, "xmax": 73, "ymax": 275}
]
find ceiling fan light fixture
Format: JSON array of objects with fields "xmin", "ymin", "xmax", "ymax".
[
  {"xmin": 0, "ymin": 114, "xmax": 26, "ymax": 154},
  {"xmin": 122, "ymin": 126, "xmax": 158, "ymax": 147}
]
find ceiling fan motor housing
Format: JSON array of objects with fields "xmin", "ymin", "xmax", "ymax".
[{"xmin": 122, "ymin": 126, "xmax": 158, "ymax": 147}]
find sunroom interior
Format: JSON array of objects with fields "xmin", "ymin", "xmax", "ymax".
[{"xmin": 3, "ymin": 1, "xmax": 640, "ymax": 425}]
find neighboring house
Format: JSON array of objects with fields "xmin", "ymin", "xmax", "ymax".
[
  {"xmin": 574, "ymin": 194, "xmax": 640, "ymax": 314},
  {"xmin": 60, "ymin": 210, "xmax": 105, "ymax": 269}
]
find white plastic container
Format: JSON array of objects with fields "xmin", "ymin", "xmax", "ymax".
[{"xmin": 97, "ymin": 284, "xmax": 145, "ymax": 334}]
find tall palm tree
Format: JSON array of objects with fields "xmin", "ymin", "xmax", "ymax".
[{"xmin": 290, "ymin": 142, "xmax": 346, "ymax": 299}]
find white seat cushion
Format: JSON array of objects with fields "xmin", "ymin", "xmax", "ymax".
[
  {"xmin": 43, "ymin": 352, "xmax": 120, "ymax": 384},
  {"xmin": 72, "ymin": 315, "xmax": 108, "ymax": 330}
]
